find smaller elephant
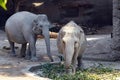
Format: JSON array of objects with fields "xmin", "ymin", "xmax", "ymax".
[
  {"xmin": 57, "ymin": 21, "xmax": 87, "ymax": 73},
  {"xmin": 5, "ymin": 11, "xmax": 53, "ymax": 61}
]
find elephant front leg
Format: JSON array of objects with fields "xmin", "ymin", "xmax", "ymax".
[
  {"xmin": 9, "ymin": 41, "xmax": 16, "ymax": 57},
  {"xmin": 25, "ymin": 44, "xmax": 31, "ymax": 60},
  {"xmin": 72, "ymin": 57, "xmax": 77, "ymax": 74},
  {"xmin": 20, "ymin": 43, "xmax": 27, "ymax": 57},
  {"xmin": 72, "ymin": 52, "xmax": 79, "ymax": 74},
  {"xmin": 77, "ymin": 55, "xmax": 84, "ymax": 70},
  {"xmin": 29, "ymin": 39, "xmax": 38, "ymax": 61}
]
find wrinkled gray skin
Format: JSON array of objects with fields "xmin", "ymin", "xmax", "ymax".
[
  {"xmin": 57, "ymin": 21, "xmax": 87, "ymax": 74},
  {"xmin": 5, "ymin": 11, "xmax": 53, "ymax": 61}
]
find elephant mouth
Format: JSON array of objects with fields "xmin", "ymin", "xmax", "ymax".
[{"xmin": 40, "ymin": 30, "xmax": 43, "ymax": 35}]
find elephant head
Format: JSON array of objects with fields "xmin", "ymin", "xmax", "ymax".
[
  {"xmin": 32, "ymin": 14, "xmax": 53, "ymax": 61},
  {"xmin": 62, "ymin": 32, "xmax": 80, "ymax": 68}
]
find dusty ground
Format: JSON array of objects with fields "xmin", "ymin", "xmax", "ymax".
[
  {"xmin": 0, "ymin": 30, "xmax": 51, "ymax": 80},
  {"xmin": 0, "ymin": 30, "xmax": 120, "ymax": 80}
]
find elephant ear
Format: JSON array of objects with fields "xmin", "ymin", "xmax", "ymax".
[
  {"xmin": 37, "ymin": 14, "xmax": 48, "ymax": 20},
  {"xmin": 32, "ymin": 19, "xmax": 38, "ymax": 27},
  {"xmin": 79, "ymin": 26, "xmax": 84, "ymax": 33},
  {"xmin": 77, "ymin": 27, "xmax": 86, "ymax": 45},
  {"xmin": 37, "ymin": 14, "xmax": 53, "ymax": 29},
  {"xmin": 32, "ymin": 20, "xmax": 42, "ymax": 35},
  {"xmin": 57, "ymin": 29, "xmax": 66, "ymax": 54},
  {"xmin": 75, "ymin": 27, "xmax": 84, "ymax": 41}
]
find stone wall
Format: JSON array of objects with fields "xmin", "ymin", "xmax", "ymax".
[{"xmin": 0, "ymin": 0, "xmax": 112, "ymax": 30}]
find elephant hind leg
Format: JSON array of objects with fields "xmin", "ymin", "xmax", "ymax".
[
  {"xmin": 77, "ymin": 55, "xmax": 82, "ymax": 67},
  {"xmin": 20, "ymin": 43, "xmax": 27, "ymax": 57},
  {"xmin": 9, "ymin": 41, "xmax": 16, "ymax": 57}
]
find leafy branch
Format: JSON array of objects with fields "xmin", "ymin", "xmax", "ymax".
[{"xmin": 0, "ymin": 0, "xmax": 7, "ymax": 10}]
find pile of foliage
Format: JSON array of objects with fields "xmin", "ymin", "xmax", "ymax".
[{"xmin": 33, "ymin": 63, "xmax": 120, "ymax": 80}]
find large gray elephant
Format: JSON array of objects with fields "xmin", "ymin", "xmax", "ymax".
[
  {"xmin": 57, "ymin": 21, "xmax": 87, "ymax": 74},
  {"xmin": 5, "ymin": 11, "xmax": 53, "ymax": 61}
]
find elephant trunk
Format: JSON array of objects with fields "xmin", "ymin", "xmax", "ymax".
[
  {"xmin": 42, "ymin": 27, "xmax": 53, "ymax": 62},
  {"xmin": 64, "ymin": 42, "xmax": 74, "ymax": 69}
]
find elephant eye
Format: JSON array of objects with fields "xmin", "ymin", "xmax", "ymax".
[
  {"xmin": 40, "ymin": 25, "xmax": 42, "ymax": 28},
  {"xmin": 35, "ymin": 23, "xmax": 38, "ymax": 26},
  {"xmin": 39, "ymin": 24, "xmax": 43, "ymax": 28},
  {"xmin": 62, "ymin": 41, "xmax": 65, "ymax": 48},
  {"xmin": 75, "ymin": 41, "xmax": 78, "ymax": 47},
  {"xmin": 63, "ymin": 40, "xmax": 65, "ymax": 44},
  {"xmin": 43, "ymin": 19, "xmax": 46, "ymax": 21},
  {"xmin": 75, "ymin": 41, "xmax": 77, "ymax": 44}
]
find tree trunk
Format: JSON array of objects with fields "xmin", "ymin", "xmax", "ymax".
[{"xmin": 111, "ymin": 0, "xmax": 120, "ymax": 60}]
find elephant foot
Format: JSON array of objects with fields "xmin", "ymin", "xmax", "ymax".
[
  {"xmin": 25, "ymin": 55, "xmax": 31, "ymax": 60},
  {"xmin": 18, "ymin": 55, "xmax": 25, "ymax": 58},
  {"xmin": 66, "ymin": 68, "xmax": 73, "ymax": 74},
  {"xmin": 58, "ymin": 55, "xmax": 64, "ymax": 61},
  {"xmin": 31, "ymin": 57, "xmax": 38, "ymax": 62},
  {"xmin": 78, "ymin": 61, "xmax": 84, "ymax": 68},
  {"xmin": 20, "ymin": 53, "xmax": 26, "ymax": 58},
  {"xmin": 10, "ymin": 53, "xmax": 17, "ymax": 57},
  {"xmin": 49, "ymin": 56, "xmax": 54, "ymax": 62},
  {"xmin": 50, "ymin": 58, "xmax": 54, "ymax": 62},
  {"xmin": 21, "ymin": 55, "xmax": 26, "ymax": 58}
]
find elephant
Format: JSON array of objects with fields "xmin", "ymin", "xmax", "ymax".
[
  {"xmin": 5, "ymin": 11, "xmax": 53, "ymax": 61},
  {"xmin": 57, "ymin": 21, "xmax": 87, "ymax": 73}
]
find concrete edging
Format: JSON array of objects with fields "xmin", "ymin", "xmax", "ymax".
[
  {"xmin": 21, "ymin": 61, "xmax": 61, "ymax": 80},
  {"xmin": 21, "ymin": 63, "xmax": 51, "ymax": 80}
]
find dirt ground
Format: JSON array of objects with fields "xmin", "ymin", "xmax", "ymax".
[
  {"xmin": 0, "ymin": 29, "xmax": 120, "ymax": 80},
  {"xmin": 0, "ymin": 30, "xmax": 51, "ymax": 80}
]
